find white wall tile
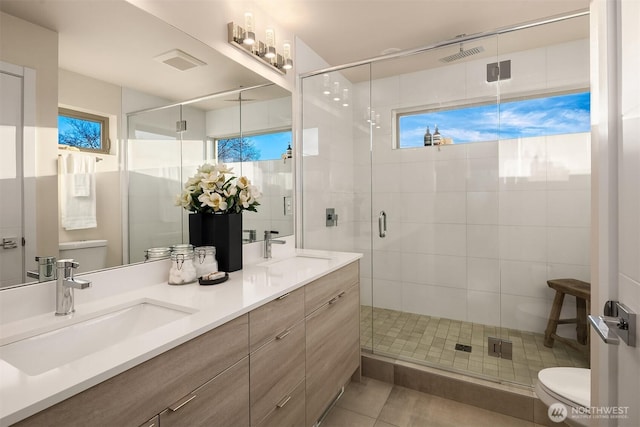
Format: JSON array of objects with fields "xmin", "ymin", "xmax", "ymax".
[
  {"xmin": 372, "ymin": 278, "xmax": 403, "ymax": 311},
  {"xmin": 547, "ymin": 226, "xmax": 590, "ymax": 265},
  {"xmin": 499, "ymin": 137, "xmax": 547, "ymax": 191},
  {"xmin": 434, "ymin": 192, "xmax": 467, "ymax": 223},
  {"xmin": 500, "ymin": 260, "xmax": 549, "ymax": 299},
  {"xmin": 401, "ymin": 253, "xmax": 467, "ymax": 288},
  {"xmin": 547, "ymin": 263, "xmax": 591, "ymax": 284},
  {"xmin": 372, "ymin": 250, "xmax": 403, "ymax": 281},
  {"xmin": 435, "ymin": 159, "xmax": 467, "ymax": 192},
  {"xmin": 467, "ymin": 291, "xmax": 501, "ymax": 327},
  {"xmin": 466, "ymin": 141, "xmax": 498, "ymax": 159},
  {"xmin": 500, "ymin": 294, "xmax": 551, "ymax": 334},
  {"xmin": 467, "ymin": 192, "xmax": 498, "ymax": 225},
  {"xmin": 467, "ymin": 224, "xmax": 499, "ymax": 259},
  {"xmin": 402, "ymin": 282, "xmax": 468, "ymax": 321},
  {"xmin": 467, "ymin": 257, "xmax": 500, "ymax": 292},
  {"xmin": 546, "ymin": 190, "xmax": 591, "ymax": 227},
  {"xmin": 467, "ymin": 156, "xmax": 499, "ymax": 192},
  {"xmin": 499, "ymin": 225, "xmax": 547, "ymax": 262},
  {"xmin": 546, "ymin": 133, "xmax": 591, "ymax": 191},
  {"xmin": 499, "ymin": 191, "xmax": 547, "ymax": 226}
]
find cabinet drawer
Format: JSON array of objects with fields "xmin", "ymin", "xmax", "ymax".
[
  {"xmin": 306, "ymin": 283, "xmax": 360, "ymax": 426},
  {"xmin": 160, "ymin": 357, "xmax": 249, "ymax": 427},
  {"xmin": 139, "ymin": 415, "xmax": 159, "ymax": 427},
  {"xmin": 250, "ymin": 321, "xmax": 305, "ymax": 425},
  {"xmin": 14, "ymin": 314, "xmax": 249, "ymax": 427},
  {"xmin": 305, "ymin": 261, "xmax": 359, "ymax": 315},
  {"xmin": 256, "ymin": 380, "xmax": 305, "ymax": 427},
  {"xmin": 249, "ymin": 287, "xmax": 304, "ymax": 352}
]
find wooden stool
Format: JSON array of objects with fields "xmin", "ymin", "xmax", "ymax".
[{"xmin": 543, "ymin": 278, "xmax": 591, "ymax": 352}]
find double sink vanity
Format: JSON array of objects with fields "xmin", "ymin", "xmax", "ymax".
[{"xmin": 0, "ymin": 248, "xmax": 362, "ymax": 426}]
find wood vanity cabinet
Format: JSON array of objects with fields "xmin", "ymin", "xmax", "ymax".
[
  {"xmin": 158, "ymin": 357, "xmax": 249, "ymax": 426},
  {"xmin": 14, "ymin": 315, "xmax": 249, "ymax": 427},
  {"xmin": 305, "ymin": 262, "xmax": 360, "ymax": 427},
  {"xmin": 249, "ymin": 287, "xmax": 305, "ymax": 427}
]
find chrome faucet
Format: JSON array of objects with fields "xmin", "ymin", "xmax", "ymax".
[
  {"xmin": 264, "ymin": 230, "xmax": 286, "ymax": 259},
  {"xmin": 27, "ymin": 256, "xmax": 57, "ymax": 282},
  {"xmin": 55, "ymin": 259, "xmax": 91, "ymax": 316}
]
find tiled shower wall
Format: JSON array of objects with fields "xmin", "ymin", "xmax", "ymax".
[{"xmin": 302, "ymin": 37, "xmax": 591, "ymax": 336}]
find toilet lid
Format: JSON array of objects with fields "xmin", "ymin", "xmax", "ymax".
[{"xmin": 538, "ymin": 368, "xmax": 590, "ymax": 409}]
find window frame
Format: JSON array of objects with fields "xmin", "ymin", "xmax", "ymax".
[
  {"xmin": 58, "ymin": 107, "xmax": 111, "ymax": 154},
  {"xmin": 392, "ymin": 88, "xmax": 590, "ymax": 149},
  {"xmin": 213, "ymin": 127, "xmax": 292, "ymax": 162}
]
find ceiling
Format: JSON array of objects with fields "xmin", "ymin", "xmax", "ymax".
[
  {"xmin": 0, "ymin": 0, "xmax": 590, "ymax": 102},
  {"xmin": 0, "ymin": 0, "xmax": 283, "ymax": 108},
  {"xmin": 254, "ymin": 0, "xmax": 590, "ymax": 68}
]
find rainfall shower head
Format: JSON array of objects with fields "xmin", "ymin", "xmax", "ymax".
[{"xmin": 439, "ymin": 44, "xmax": 485, "ymax": 63}]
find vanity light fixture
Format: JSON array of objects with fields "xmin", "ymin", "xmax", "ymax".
[
  {"xmin": 243, "ymin": 12, "xmax": 256, "ymax": 45},
  {"xmin": 265, "ymin": 28, "xmax": 276, "ymax": 59},
  {"xmin": 282, "ymin": 41, "xmax": 293, "ymax": 70},
  {"xmin": 228, "ymin": 17, "xmax": 292, "ymax": 75}
]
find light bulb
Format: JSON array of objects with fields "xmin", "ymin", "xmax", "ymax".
[
  {"xmin": 323, "ymin": 74, "xmax": 331, "ymax": 95},
  {"xmin": 342, "ymin": 88, "xmax": 349, "ymax": 107},
  {"xmin": 243, "ymin": 12, "xmax": 255, "ymax": 45},
  {"xmin": 265, "ymin": 28, "xmax": 276, "ymax": 59},
  {"xmin": 282, "ymin": 41, "xmax": 293, "ymax": 70},
  {"xmin": 332, "ymin": 82, "xmax": 340, "ymax": 101}
]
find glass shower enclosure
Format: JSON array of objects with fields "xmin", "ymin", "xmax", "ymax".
[{"xmin": 300, "ymin": 12, "xmax": 591, "ymax": 387}]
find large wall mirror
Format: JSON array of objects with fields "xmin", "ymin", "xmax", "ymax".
[{"xmin": 0, "ymin": 0, "xmax": 292, "ymax": 287}]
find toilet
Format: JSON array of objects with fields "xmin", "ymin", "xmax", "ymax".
[
  {"xmin": 59, "ymin": 240, "xmax": 108, "ymax": 273},
  {"xmin": 535, "ymin": 367, "xmax": 590, "ymax": 427}
]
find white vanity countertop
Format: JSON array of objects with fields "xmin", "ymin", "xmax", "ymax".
[{"xmin": 0, "ymin": 249, "xmax": 362, "ymax": 426}]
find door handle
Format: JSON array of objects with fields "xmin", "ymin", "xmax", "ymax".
[{"xmin": 378, "ymin": 211, "xmax": 387, "ymax": 238}]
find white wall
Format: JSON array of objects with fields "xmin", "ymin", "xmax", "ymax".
[{"xmin": 302, "ymin": 37, "xmax": 591, "ymax": 335}]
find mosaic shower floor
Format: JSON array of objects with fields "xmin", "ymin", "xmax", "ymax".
[{"xmin": 360, "ymin": 306, "xmax": 589, "ymax": 386}]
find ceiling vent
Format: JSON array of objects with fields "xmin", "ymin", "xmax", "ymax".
[{"xmin": 154, "ymin": 49, "xmax": 206, "ymax": 71}]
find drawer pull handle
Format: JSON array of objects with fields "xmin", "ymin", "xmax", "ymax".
[
  {"xmin": 277, "ymin": 292, "xmax": 291, "ymax": 300},
  {"xmin": 328, "ymin": 297, "xmax": 339, "ymax": 305},
  {"xmin": 276, "ymin": 395, "xmax": 292, "ymax": 409},
  {"xmin": 276, "ymin": 329, "xmax": 291, "ymax": 340},
  {"xmin": 169, "ymin": 394, "xmax": 197, "ymax": 412},
  {"xmin": 338, "ymin": 291, "xmax": 346, "ymax": 298}
]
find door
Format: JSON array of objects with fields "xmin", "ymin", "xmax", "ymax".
[
  {"xmin": 0, "ymin": 68, "xmax": 24, "ymax": 287},
  {"xmin": 592, "ymin": 0, "xmax": 640, "ymax": 425}
]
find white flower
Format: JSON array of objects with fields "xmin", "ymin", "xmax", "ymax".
[
  {"xmin": 198, "ymin": 191, "xmax": 228, "ymax": 212},
  {"xmin": 179, "ymin": 163, "xmax": 260, "ymax": 214},
  {"xmin": 175, "ymin": 190, "xmax": 193, "ymax": 208},
  {"xmin": 236, "ymin": 176, "xmax": 250, "ymax": 189},
  {"xmin": 214, "ymin": 163, "xmax": 234, "ymax": 174}
]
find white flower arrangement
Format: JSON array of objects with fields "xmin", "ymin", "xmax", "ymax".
[{"xmin": 176, "ymin": 163, "xmax": 261, "ymax": 214}]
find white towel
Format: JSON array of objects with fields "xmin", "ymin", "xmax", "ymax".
[{"xmin": 60, "ymin": 153, "xmax": 97, "ymax": 230}]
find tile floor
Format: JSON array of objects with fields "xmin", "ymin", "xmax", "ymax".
[
  {"xmin": 360, "ymin": 306, "xmax": 589, "ymax": 386},
  {"xmin": 322, "ymin": 377, "xmax": 546, "ymax": 427}
]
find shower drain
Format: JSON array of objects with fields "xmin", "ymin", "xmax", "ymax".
[{"xmin": 454, "ymin": 343, "xmax": 472, "ymax": 353}]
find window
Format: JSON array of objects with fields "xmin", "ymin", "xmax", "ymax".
[
  {"xmin": 396, "ymin": 91, "xmax": 590, "ymax": 148},
  {"xmin": 216, "ymin": 129, "xmax": 292, "ymax": 162},
  {"xmin": 58, "ymin": 108, "xmax": 110, "ymax": 154}
]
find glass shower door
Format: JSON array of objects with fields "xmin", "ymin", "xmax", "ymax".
[{"xmin": 127, "ymin": 105, "xmax": 183, "ymax": 263}]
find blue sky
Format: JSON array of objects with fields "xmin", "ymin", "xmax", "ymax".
[
  {"xmin": 246, "ymin": 130, "xmax": 292, "ymax": 161},
  {"xmin": 398, "ymin": 92, "xmax": 590, "ymax": 147}
]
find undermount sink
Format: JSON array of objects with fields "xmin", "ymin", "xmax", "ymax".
[
  {"xmin": 0, "ymin": 300, "xmax": 196, "ymax": 376},
  {"xmin": 257, "ymin": 253, "xmax": 332, "ymax": 268}
]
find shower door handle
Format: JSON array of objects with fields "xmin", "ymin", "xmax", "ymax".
[{"xmin": 378, "ymin": 211, "xmax": 387, "ymax": 238}]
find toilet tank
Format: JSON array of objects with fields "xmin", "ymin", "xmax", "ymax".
[{"xmin": 58, "ymin": 240, "xmax": 108, "ymax": 273}]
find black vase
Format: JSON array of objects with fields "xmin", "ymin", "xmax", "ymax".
[{"xmin": 188, "ymin": 213, "xmax": 243, "ymax": 272}]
